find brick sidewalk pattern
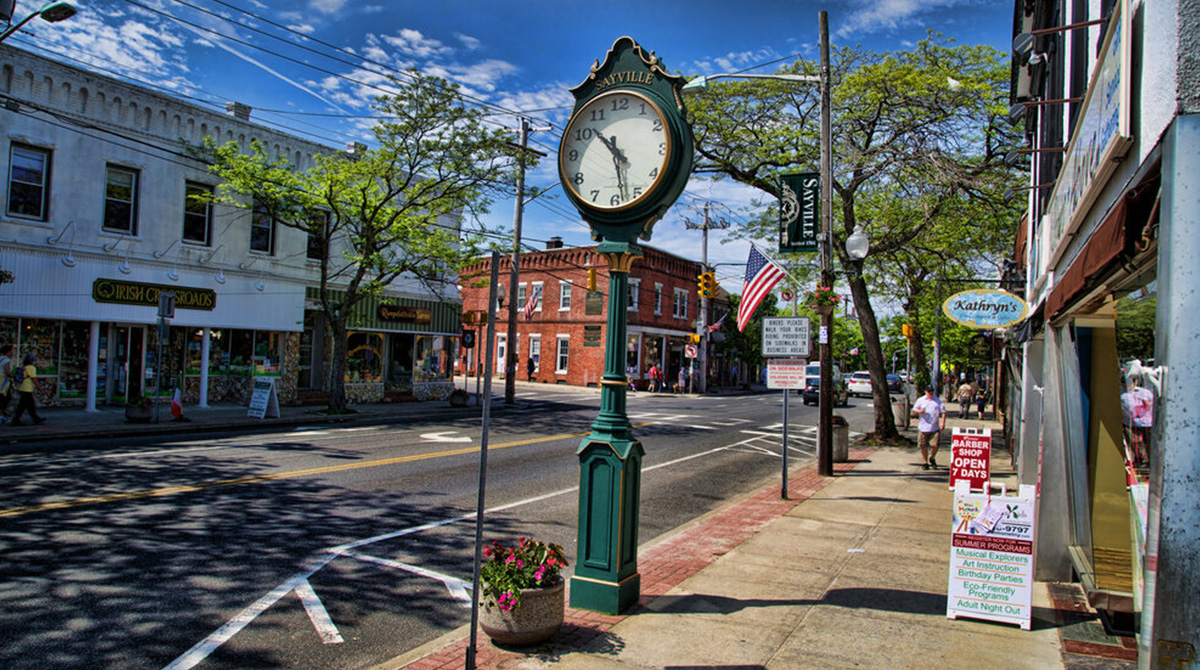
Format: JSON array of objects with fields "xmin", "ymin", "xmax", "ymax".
[{"xmin": 402, "ymin": 448, "xmax": 876, "ymax": 670}]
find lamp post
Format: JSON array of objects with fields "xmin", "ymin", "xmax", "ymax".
[
  {"xmin": 0, "ymin": 1, "xmax": 76, "ymax": 42},
  {"xmin": 682, "ymin": 10, "xmax": 833, "ymax": 474}
]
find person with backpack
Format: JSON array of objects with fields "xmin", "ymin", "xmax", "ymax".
[
  {"xmin": 10, "ymin": 352, "xmax": 46, "ymax": 426},
  {"xmin": 0, "ymin": 344, "xmax": 13, "ymax": 423}
]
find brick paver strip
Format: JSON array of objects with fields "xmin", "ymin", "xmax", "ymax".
[{"xmin": 400, "ymin": 448, "xmax": 876, "ymax": 670}]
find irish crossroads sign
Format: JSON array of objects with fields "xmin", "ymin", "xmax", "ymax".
[
  {"xmin": 93, "ymin": 279, "xmax": 216, "ymax": 311},
  {"xmin": 779, "ymin": 172, "xmax": 819, "ymax": 252},
  {"xmin": 943, "ymin": 289, "xmax": 1028, "ymax": 330}
]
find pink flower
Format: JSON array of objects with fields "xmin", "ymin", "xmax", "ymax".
[{"xmin": 498, "ymin": 592, "xmax": 516, "ymax": 611}]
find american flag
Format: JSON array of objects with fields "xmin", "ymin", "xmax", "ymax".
[
  {"xmin": 706, "ymin": 312, "xmax": 727, "ymax": 333},
  {"xmin": 737, "ymin": 246, "xmax": 786, "ymax": 332},
  {"xmin": 523, "ymin": 284, "xmax": 542, "ymax": 320}
]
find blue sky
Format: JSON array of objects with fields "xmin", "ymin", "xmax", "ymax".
[{"xmin": 9, "ymin": 0, "xmax": 1014, "ymax": 292}]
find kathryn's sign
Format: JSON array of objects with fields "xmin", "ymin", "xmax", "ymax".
[
  {"xmin": 949, "ymin": 427, "xmax": 992, "ymax": 492},
  {"xmin": 93, "ymin": 279, "xmax": 216, "ymax": 311},
  {"xmin": 377, "ymin": 304, "xmax": 432, "ymax": 324},
  {"xmin": 779, "ymin": 172, "xmax": 819, "ymax": 252},
  {"xmin": 947, "ymin": 481, "xmax": 1036, "ymax": 630},
  {"xmin": 942, "ymin": 289, "xmax": 1028, "ymax": 329}
]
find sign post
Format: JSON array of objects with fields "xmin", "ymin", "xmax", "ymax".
[
  {"xmin": 763, "ymin": 317, "xmax": 811, "ymax": 499},
  {"xmin": 947, "ymin": 481, "xmax": 1037, "ymax": 630}
]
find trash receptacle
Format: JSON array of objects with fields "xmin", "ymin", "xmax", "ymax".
[
  {"xmin": 892, "ymin": 394, "xmax": 911, "ymax": 430},
  {"xmin": 832, "ymin": 414, "xmax": 849, "ymax": 462}
]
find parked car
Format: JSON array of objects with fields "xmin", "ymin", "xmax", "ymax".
[
  {"xmin": 848, "ymin": 371, "xmax": 872, "ymax": 397},
  {"xmin": 802, "ymin": 373, "xmax": 849, "ymax": 406},
  {"xmin": 886, "ymin": 373, "xmax": 905, "ymax": 393}
]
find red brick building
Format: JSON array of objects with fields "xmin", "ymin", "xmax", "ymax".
[{"xmin": 459, "ymin": 241, "xmax": 729, "ymax": 390}]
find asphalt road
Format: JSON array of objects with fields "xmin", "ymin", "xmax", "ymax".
[{"xmin": 0, "ymin": 388, "xmax": 878, "ymax": 670}]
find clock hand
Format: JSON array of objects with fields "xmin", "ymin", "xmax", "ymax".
[{"xmin": 597, "ymin": 133, "xmax": 631, "ymax": 202}]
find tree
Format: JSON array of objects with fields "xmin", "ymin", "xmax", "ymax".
[
  {"xmin": 688, "ymin": 35, "xmax": 1021, "ymax": 440},
  {"xmin": 202, "ymin": 72, "xmax": 523, "ymax": 412}
]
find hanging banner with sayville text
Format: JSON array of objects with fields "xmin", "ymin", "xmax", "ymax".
[
  {"xmin": 947, "ymin": 481, "xmax": 1036, "ymax": 630},
  {"xmin": 779, "ymin": 172, "xmax": 819, "ymax": 252}
]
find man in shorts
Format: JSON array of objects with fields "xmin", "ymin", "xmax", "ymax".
[{"xmin": 912, "ymin": 385, "xmax": 946, "ymax": 469}]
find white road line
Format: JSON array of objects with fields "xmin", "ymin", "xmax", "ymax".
[
  {"xmin": 419, "ymin": 431, "xmax": 472, "ymax": 443},
  {"xmin": 294, "ymin": 578, "xmax": 344, "ymax": 644},
  {"xmin": 162, "ymin": 433, "xmax": 762, "ymax": 670},
  {"xmin": 344, "ymin": 551, "xmax": 472, "ymax": 605}
]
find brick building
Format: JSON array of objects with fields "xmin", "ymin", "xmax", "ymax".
[{"xmin": 459, "ymin": 240, "xmax": 729, "ymax": 390}]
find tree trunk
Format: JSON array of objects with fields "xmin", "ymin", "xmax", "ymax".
[
  {"xmin": 327, "ymin": 316, "xmax": 349, "ymax": 413},
  {"xmin": 847, "ymin": 270, "xmax": 901, "ymax": 440}
]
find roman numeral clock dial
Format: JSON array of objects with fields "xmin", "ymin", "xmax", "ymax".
[{"xmin": 559, "ymin": 90, "xmax": 671, "ymax": 212}]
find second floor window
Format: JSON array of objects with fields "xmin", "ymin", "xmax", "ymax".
[
  {"xmin": 560, "ymin": 281, "xmax": 572, "ymax": 311},
  {"xmin": 103, "ymin": 165, "xmax": 139, "ymax": 234},
  {"xmin": 183, "ymin": 181, "xmax": 214, "ymax": 245},
  {"xmin": 251, "ymin": 200, "xmax": 275, "ymax": 254},
  {"xmin": 628, "ymin": 279, "xmax": 640, "ymax": 311},
  {"xmin": 7, "ymin": 144, "xmax": 50, "ymax": 220},
  {"xmin": 673, "ymin": 288, "xmax": 689, "ymax": 319}
]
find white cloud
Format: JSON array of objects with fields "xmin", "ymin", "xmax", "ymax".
[
  {"xmin": 836, "ymin": 0, "xmax": 967, "ymax": 38},
  {"xmin": 309, "ymin": 0, "xmax": 349, "ymax": 15},
  {"xmin": 456, "ymin": 33, "xmax": 482, "ymax": 50},
  {"xmin": 381, "ymin": 28, "xmax": 452, "ymax": 58},
  {"xmin": 287, "ymin": 23, "xmax": 316, "ymax": 35}
]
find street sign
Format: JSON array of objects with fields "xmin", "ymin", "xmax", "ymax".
[
  {"xmin": 461, "ymin": 329, "xmax": 476, "ymax": 349},
  {"xmin": 766, "ymin": 359, "xmax": 806, "ymax": 390},
  {"xmin": 684, "ymin": 344, "xmax": 698, "ymax": 358},
  {"xmin": 762, "ymin": 317, "xmax": 811, "ymax": 358},
  {"xmin": 779, "ymin": 172, "xmax": 819, "ymax": 252},
  {"xmin": 157, "ymin": 291, "xmax": 176, "ymax": 319}
]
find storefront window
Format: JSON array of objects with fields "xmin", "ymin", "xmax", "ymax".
[
  {"xmin": 415, "ymin": 335, "xmax": 451, "ymax": 381},
  {"xmin": 20, "ymin": 319, "xmax": 60, "ymax": 374},
  {"xmin": 346, "ymin": 332, "xmax": 383, "ymax": 383},
  {"xmin": 58, "ymin": 322, "xmax": 90, "ymax": 398},
  {"xmin": 626, "ymin": 333, "xmax": 640, "ymax": 373},
  {"xmin": 254, "ymin": 331, "xmax": 282, "ymax": 376},
  {"xmin": 388, "ymin": 333, "xmax": 415, "ymax": 389},
  {"xmin": 208, "ymin": 328, "xmax": 229, "ymax": 375},
  {"xmin": 228, "ymin": 329, "xmax": 254, "ymax": 376},
  {"xmin": 0, "ymin": 318, "xmax": 17, "ymax": 353}
]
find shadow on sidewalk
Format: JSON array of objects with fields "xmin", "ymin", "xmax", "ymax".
[{"xmin": 644, "ymin": 588, "xmax": 1066, "ymax": 631}]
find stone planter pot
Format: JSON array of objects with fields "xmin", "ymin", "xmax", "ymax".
[
  {"xmin": 479, "ymin": 580, "xmax": 565, "ymax": 646},
  {"xmin": 125, "ymin": 404, "xmax": 153, "ymax": 423}
]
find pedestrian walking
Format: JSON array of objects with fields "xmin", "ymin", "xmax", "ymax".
[
  {"xmin": 675, "ymin": 366, "xmax": 688, "ymax": 394},
  {"xmin": 956, "ymin": 377, "xmax": 974, "ymax": 419},
  {"xmin": 10, "ymin": 352, "xmax": 46, "ymax": 426},
  {"xmin": 647, "ymin": 364, "xmax": 659, "ymax": 392},
  {"xmin": 912, "ymin": 385, "xmax": 945, "ymax": 469},
  {"xmin": 526, "ymin": 356, "xmax": 536, "ymax": 382},
  {"xmin": 0, "ymin": 344, "xmax": 13, "ymax": 422},
  {"xmin": 976, "ymin": 390, "xmax": 987, "ymax": 419}
]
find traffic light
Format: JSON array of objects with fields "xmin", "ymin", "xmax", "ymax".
[
  {"xmin": 685, "ymin": 333, "xmax": 701, "ymax": 345},
  {"xmin": 902, "ymin": 323, "xmax": 914, "ymax": 340},
  {"xmin": 587, "ymin": 268, "xmax": 597, "ymax": 292},
  {"xmin": 696, "ymin": 271, "xmax": 717, "ymax": 298}
]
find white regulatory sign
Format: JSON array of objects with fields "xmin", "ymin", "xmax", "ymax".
[
  {"xmin": 762, "ymin": 317, "xmax": 811, "ymax": 358},
  {"xmin": 766, "ymin": 359, "xmax": 806, "ymax": 390}
]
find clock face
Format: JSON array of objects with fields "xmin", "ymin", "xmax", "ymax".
[{"xmin": 560, "ymin": 90, "xmax": 671, "ymax": 212}]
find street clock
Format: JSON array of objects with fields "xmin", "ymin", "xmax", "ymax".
[{"xmin": 558, "ymin": 36, "xmax": 694, "ymax": 245}]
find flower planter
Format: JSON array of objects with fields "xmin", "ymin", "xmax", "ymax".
[
  {"xmin": 125, "ymin": 404, "xmax": 153, "ymax": 423},
  {"xmin": 479, "ymin": 579, "xmax": 565, "ymax": 646}
]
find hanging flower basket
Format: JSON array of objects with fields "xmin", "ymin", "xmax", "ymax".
[
  {"xmin": 0, "ymin": 268, "xmax": 14, "ymax": 286},
  {"xmin": 805, "ymin": 286, "xmax": 839, "ymax": 314}
]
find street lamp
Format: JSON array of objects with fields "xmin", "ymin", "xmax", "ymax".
[
  {"xmin": 845, "ymin": 225, "xmax": 870, "ymax": 261},
  {"xmin": 682, "ymin": 11, "xmax": 834, "ymax": 476},
  {"xmin": 0, "ymin": 1, "xmax": 76, "ymax": 42}
]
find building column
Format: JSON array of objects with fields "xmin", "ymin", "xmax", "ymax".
[
  {"xmin": 1141, "ymin": 113, "xmax": 1200, "ymax": 669},
  {"xmin": 199, "ymin": 329, "xmax": 211, "ymax": 407},
  {"xmin": 85, "ymin": 321, "xmax": 100, "ymax": 413}
]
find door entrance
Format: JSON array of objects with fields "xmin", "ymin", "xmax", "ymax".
[{"xmin": 112, "ymin": 325, "xmax": 146, "ymax": 402}]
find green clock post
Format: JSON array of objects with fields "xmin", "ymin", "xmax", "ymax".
[{"xmin": 558, "ymin": 37, "xmax": 693, "ymax": 614}]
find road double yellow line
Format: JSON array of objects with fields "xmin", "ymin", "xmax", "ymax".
[{"xmin": 0, "ymin": 427, "xmax": 618, "ymax": 519}]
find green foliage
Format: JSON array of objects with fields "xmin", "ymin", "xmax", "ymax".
[
  {"xmin": 714, "ymin": 292, "xmax": 779, "ymax": 370},
  {"xmin": 480, "ymin": 537, "xmax": 568, "ymax": 612},
  {"xmin": 200, "ymin": 70, "xmax": 525, "ymax": 410},
  {"xmin": 1116, "ymin": 296, "xmax": 1156, "ymax": 362}
]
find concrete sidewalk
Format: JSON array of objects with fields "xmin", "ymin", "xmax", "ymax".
[{"xmin": 385, "ymin": 416, "xmax": 1137, "ymax": 670}]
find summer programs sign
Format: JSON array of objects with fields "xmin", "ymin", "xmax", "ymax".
[
  {"xmin": 947, "ymin": 481, "xmax": 1037, "ymax": 630},
  {"xmin": 942, "ymin": 289, "xmax": 1028, "ymax": 329}
]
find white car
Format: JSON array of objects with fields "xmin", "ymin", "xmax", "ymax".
[{"xmin": 848, "ymin": 371, "xmax": 872, "ymax": 397}]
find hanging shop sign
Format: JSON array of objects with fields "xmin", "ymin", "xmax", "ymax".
[
  {"xmin": 92, "ymin": 278, "xmax": 216, "ymax": 311},
  {"xmin": 377, "ymin": 304, "xmax": 432, "ymax": 324},
  {"xmin": 947, "ymin": 481, "xmax": 1036, "ymax": 630},
  {"xmin": 779, "ymin": 172, "xmax": 819, "ymax": 253},
  {"xmin": 1038, "ymin": 0, "xmax": 1132, "ymax": 278},
  {"xmin": 949, "ymin": 427, "xmax": 992, "ymax": 492},
  {"xmin": 943, "ymin": 289, "xmax": 1029, "ymax": 329}
]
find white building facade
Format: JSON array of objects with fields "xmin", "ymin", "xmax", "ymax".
[
  {"xmin": 1, "ymin": 45, "xmax": 461, "ymax": 410},
  {"xmin": 1008, "ymin": 0, "xmax": 1199, "ymax": 665}
]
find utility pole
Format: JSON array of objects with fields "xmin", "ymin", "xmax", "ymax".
[
  {"xmin": 817, "ymin": 10, "xmax": 834, "ymax": 477},
  {"xmin": 685, "ymin": 203, "xmax": 729, "ymax": 394},
  {"xmin": 504, "ymin": 117, "xmax": 530, "ymax": 404}
]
